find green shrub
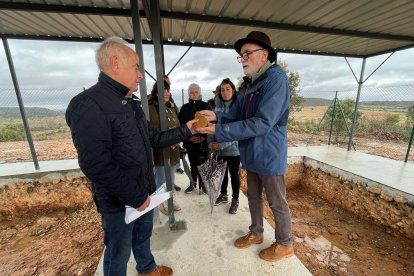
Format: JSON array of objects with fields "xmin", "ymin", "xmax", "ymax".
[
  {"xmin": 0, "ymin": 123, "xmax": 25, "ymax": 142},
  {"xmin": 385, "ymin": 114, "xmax": 400, "ymax": 125}
]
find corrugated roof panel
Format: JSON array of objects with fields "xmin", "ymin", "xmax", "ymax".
[
  {"xmin": 0, "ymin": 0, "xmax": 413, "ymax": 57},
  {"xmin": 1, "ymin": 10, "xmax": 49, "ymax": 35},
  {"xmin": 290, "ymin": 0, "xmax": 350, "ymax": 25},
  {"xmin": 326, "ymin": 1, "xmax": 389, "ymax": 27},
  {"xmin": 309, "ymin": 0, "xmax": 369, "ymax": 28},
  {"xmin": 140, "ymin": 19, "xmax": 151, "ymax": 40},
  {"xmin": 89, "ymin": 15, "xmax": 120, "ymax": 36},
  {"xmin": 374, "ymin": 12, "xmax": 414, "ymax": 34},
  {"xmin": 48, "ymin": 13, "xmax": 97, "ymax": 37},
  {"xmin": 61, "ymin": 13, "xmax": 103, "ymax": 37},
  {"xmin": 340, "ymin": 1, "xmax": 414, "ymax": 32}
]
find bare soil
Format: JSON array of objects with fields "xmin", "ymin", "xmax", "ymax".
[
  {"xmin": 0, "ymin": 133, "xmax": 412, "ymax": 275},
  {"xmin": 256, "ymin": 185, "xmax": 414, "ymax": 275}
]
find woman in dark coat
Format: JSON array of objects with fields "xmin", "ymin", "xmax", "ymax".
[{"xmin": 178, "ymin": 83, "xmax": 212, "ymax": 194}]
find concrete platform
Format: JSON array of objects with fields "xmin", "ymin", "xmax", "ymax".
[
  {"xmin": 94, "ymin": 172, "xmax": 311, "ymax": 276},
  {"xmin": 0, "ymin": 159, "xmax": 82, "ymax": 187},
  {"xmin": 288, "ymin": 146, "xmax": 414, "ymax": 198}
]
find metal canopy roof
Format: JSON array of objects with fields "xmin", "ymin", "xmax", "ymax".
[{"xmin": 1, "ymin": 0, "xmax": 414, "ymax": 58}]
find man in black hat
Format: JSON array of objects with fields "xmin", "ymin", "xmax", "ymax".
[{"xmin": 197, "ymin": 31, "xmax": 293, "ymax": 262}]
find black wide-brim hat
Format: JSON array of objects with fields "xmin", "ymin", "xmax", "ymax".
[{"xmin": 234, "ymin": 31, "xmax": 276, "ymax": 63}]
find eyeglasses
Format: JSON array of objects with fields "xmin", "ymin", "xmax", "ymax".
[{"xmin": 236, "ymin": 48, "xmax": 264, "ymax": 63}]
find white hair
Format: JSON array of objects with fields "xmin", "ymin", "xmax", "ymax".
[
  {"xmin": 188, "ymin": 83, "xmax": 201, "ymax": 94},
  {"xmin": 96, "ymin": 36, "xmax": 130, "ymax": 70}
]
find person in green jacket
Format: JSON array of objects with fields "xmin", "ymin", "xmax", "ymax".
[{"xmin": 148, "ymin": 80, "xmax": 182, "ymax": 214}]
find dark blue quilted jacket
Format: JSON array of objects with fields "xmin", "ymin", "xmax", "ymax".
[{"xmin": 66, "ymin": 73, "xmax": 192, "ymax": 213}]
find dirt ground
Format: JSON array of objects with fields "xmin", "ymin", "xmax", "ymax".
[
  {"xmin": 0, "ymin": 132, "xmax": 412, "ymax": 275},
  {"xmin": 261, "ymin": 186, "xmax": 414, "ymax": 276},
  {"xmin": 0, "ymin": 130, "xmax": 410, "ymax": 163}
]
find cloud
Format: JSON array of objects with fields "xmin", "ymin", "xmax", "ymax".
[{"xmin": 1, "ymin": 39, "xmax": 413, "ymax": 108}]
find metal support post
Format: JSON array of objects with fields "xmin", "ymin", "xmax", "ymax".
[
  {"xmin": 348, "ymin": 58, "xmax": 366, "ymax": 151},
  {"xmin": 2, "ymin": 38, "xmax": 39, "ymax": 170},
  {"xmin": 148, "ymin": 0, "xmax": 177, "ymax": 229},
  {"xmin": 130, "ymin": 0, "xmax": 149, "ymax": 119},
  {"xmin": 336, "ymin": 100, "xmax": 356, "ymax": 150}
]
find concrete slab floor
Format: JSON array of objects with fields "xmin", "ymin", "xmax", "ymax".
[
  {"xmin": 0, "ymin": 159, "xmax": 82, "ymax": 187},
  {"xmin": 94, "ymin": 172, "xmax": 311, "ymax": 276},
  {"xmin": 289, "ymin": 146, "xmax": 414, "ymax": 197}
]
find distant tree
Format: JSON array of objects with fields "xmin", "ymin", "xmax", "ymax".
[
  {"xmin": 407, "ymin": 105, "xmax": 414, "ymax": 124},
  {"xmin": 278, "ymin": 60, "xmax": 304, "ymax": 121}
]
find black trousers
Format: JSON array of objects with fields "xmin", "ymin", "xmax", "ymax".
[
  {"xmin": 218, "ymin": 155, "xmax": 241, "ymax": 200},
  {"xmin": 187, "ymin": 146, "xmax": 207, "ymax": 189}
]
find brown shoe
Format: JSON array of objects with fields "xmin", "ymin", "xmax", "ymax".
[
  {"xmin": 158, "ymin": 202, "xmax": 168, "ymax": 216},
  {"xmin": 138, "ymin": 265, "xmax": 173, "ymax": 276},
  {"xmin": 259, "ymin": 242, "xmax": 294, "ymax": 262},
  {"xmin": 234, "ymin": 232, "xmax": 263, "ymax": 249}
]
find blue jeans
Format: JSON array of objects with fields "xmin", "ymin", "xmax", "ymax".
[
  {"xmin": 102, "ymin": 210, "xmax": 155, "ymax": 276},
  {"xmin": 154, "ymin": 164, "xmax": 177, "ymax": 189}
]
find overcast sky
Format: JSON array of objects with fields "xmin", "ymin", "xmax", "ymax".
[{"xmin": 1, "ymin": 39, "xmax": 414, "ymax": 108}]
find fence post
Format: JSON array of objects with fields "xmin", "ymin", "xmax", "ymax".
[
  {"xmin": 328, "ymin": 91, "xmax": 338, "ymax": 145},
  {"xmin": 405, "ymin": 124, "xmax": 414, "ymax": 163}
]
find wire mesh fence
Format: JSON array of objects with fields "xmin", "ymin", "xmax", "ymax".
[
  {"xmin": 0, "ymin": 87, "xmax": 215, "ymax": 164},
  {"xmin": 292, "ymin": 84, "xmax": 414, "ymax": 161},
  {"xmin": 0, "ymin": 85, "xmax": 413, "ymax": 164}
]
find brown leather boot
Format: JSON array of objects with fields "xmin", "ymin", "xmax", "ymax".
[
  {"xmin": 259, "ymin": 242, "xmax": 294, "ymax": 262},
  {"xmin": 234, "ymin": 232, "xmax": 263, "ymax": 249},
  {"xmin": 137, "ymin": 265, "xmax": 173, "ymax": 276}
]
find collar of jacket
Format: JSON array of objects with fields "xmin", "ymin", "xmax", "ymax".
[
  {"xmin": 188, "ymin": 99, "xmax": 202, "ymax": 105},
  {"xmin": 215, "ymin": 95, "xmax": 235, "ymax": 110},
  {"xmin": 150, "ymin": 98, "xmax": 173, "ymax": 108},
  {"xmin": 251, "ymin": 60, "xmax": 272, "ymax": 83},
  {"xmin": 240, "ymin": 62, "xmax": 276, "ymax": 96},
  {"xmin": 98, "ymin": 72, "xmax": 130, "ymax": 97}
]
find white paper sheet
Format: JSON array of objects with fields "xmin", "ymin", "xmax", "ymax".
[{"xmin": 124, "ymin": 184, "xmax": 172, "ymax": 224}]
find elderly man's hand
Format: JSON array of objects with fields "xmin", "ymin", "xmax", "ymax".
[
  {"xmin": 137, "ymin": 196, "xmax": 150, "ymax": 211},
  {"xmin": 197, "ymin": 123, "xmax": 216, "ymax": 135},
  {"xmin": 186, "ymin": 119, "xmax": 198, "ymax": 135},
  {"xmin": 199, "ymin": 110, "xmax": 216, "ymax": 122}
]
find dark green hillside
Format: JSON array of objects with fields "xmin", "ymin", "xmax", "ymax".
[{"xmin": 0, "ymin": 107, "xmax": 62, "ymax": 118}]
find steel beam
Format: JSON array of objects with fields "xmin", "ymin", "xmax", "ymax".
[
  {"xmin": 130, "ymin": 0, "xmax": 149, "ymax": 119},
  {"xmin": 347, "ymin": 58, "xmax": 366, "ymax": 151},
  {"xmin": 2, "ymin": 38, "xmax": 39, "ymax": 170},
  {"xmin": 148, "ymin": 0, "xmax": 177, "ymax": 229}
]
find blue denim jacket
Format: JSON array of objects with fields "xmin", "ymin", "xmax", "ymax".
[{"xmin": 208, "ymin": 98, "xmax": 240, "ymax": 157}]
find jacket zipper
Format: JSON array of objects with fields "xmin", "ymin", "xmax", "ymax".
[{"xmin": 245, "ymin": 93, "xmax": 254, "ymax": 120}]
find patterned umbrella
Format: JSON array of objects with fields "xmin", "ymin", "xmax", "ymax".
[{"xmin": 198, "ymin": 157, "xmax": 227, "ymax": 213}]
